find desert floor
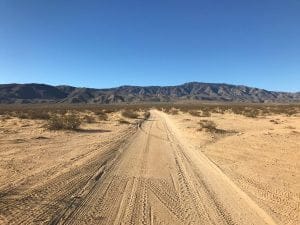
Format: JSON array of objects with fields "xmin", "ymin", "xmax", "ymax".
[
  {"xmin": 0, "ymin": 109, "xmax": 299, "ymax": 225},
  {"xmin": 169, "ymin": 110, "xmax": 300, "ymax": 225}
]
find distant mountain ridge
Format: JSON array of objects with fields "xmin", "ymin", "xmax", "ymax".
[{"xmin": 0, "ymin": 82, "xmax": 299, "ymax": 104}]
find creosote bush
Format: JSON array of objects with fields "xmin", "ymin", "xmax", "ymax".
[
  {"xmin": 243, "ymin": 110, "xmax": 259, "ymax": 118},
  {"xmin": 83, "ymin": 115, "xmax": 96, "ymax": 123},
  {"xmin": 189, "ymin": 110, "xmax": 201, "ymax": 117},
  {"xmin": 121, "ymin": 110, "xmax": 139, "ymax": 119},
  {"xmin": 143, "ymin": 111, "xmax": 151, "ymax": 120},
  {"xmin": 198, "ymin": 120, "xmax": 231, "ymax": 134},
  {"xmin": 13, "ymin": 110, "xmax": 50, "ymax": 120},
  {"xmin": 95, "ymin": 111, "xmax": 108, "ymax": 120},
  {"xmin": 199, "ymin": 120, "xmax": 217, "ymax": 132},
  {"xmin": 169, "ymin": 108, "xmax": 179, "ymax": 115},
  {"xmin": 47, "ymin": 113, "xmax": 81, "ymax": 130},
  {"xmin": 200, "ymin": 110, "xmax": 211, "ymax": 117}
]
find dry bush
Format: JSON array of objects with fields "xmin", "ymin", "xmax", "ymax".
[
  {"xmin": 121, "ymin": 110, "xmax": 139, "ymax": 119},
  {"xmin": 1, "ymin": 115, "xmax": 11, "ymax": 121},
  {"xmin": 10, "ymin": 109, "xmax": 50, "ymax": 120},
  {"xmin": 83, "ymin": 115, "xmax": 96, "ymax": 123},
  {"xmin": 215, "ymin": 107, "xmax": 226, "ymax": 114},
  {"xmin": 270, "ymin": 119, "xmax": 280, "ymax": 124},
  {"xmin": 143, "ymin": 111, "xmax": 151, "ymax": 120},
  {"xmin": 169, "ymin": 108, "xmax": 179, "ymax": 115},
  {"xmin": 199, "ymin": 120, "xmax": 217, "ymax": 132},
  {"xmin": 189, "ymin": 110, "xmax": 201, "ymax": 117},
  {"xmin": 95, "ymin": 111, "xmax": 108, "ymax": 121},
  {"xmin": 27, "ymin": 110, "xmax": 50, "ymax": 120},
  {"xmin": 230, "ymin": 106, "xmax": 259, "ymax": 118},
  {"xmin": 162, "ymin": 108, "xmax": 170, "ymax": 113},
  {"xmin": 103, "ymin": 109, "xmax": 115, "ymax": 113},
  {"xmin": 14, "ymin": 112, "xmax": 29, "ymax": 119},
  {"xmin": 198, "ymin": 120, "xmax": 227, "ymax": 133},
  {"xmin": 47, "ymin": 114, "xmax": 64, "ymax": 130},
  {"xmin": 47, "ymin": 113, "xmax": 81, "ymax": 130},
  {"xmin": 242, "ymin": 110, "xmax": 259, "ymax": 118},
  {"xmin": 285, "ymin": 108, "xmax": 298, "ymax": 116},
  {"xmin": 63, "ymin": 114, "xmax": 81, "ymax": 129},
  {"xmin": 200, "ymin": 110, "xmax": 211, "ymax": 117}
]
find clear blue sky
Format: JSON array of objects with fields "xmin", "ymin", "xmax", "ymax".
[{"xmin": 0, "ymin": 0, "xmax": 299, "ymax": 92}]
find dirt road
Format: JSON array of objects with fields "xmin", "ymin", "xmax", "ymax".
[{"xmin": 1, "ymin": 110, "xmax": 277, "ymax": 225}]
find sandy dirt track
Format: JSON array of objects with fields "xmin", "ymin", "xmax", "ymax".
[{"xmin": 0, "ymin": 110, "xmax": 279, "ymax": 225}]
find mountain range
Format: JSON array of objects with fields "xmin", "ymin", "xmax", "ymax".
[{"xmin": 0, "ymin": 82, "xmax": 299, "ymax": 104}]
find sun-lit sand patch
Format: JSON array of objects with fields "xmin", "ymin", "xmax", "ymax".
[{"xmin": 168, "ymin": 110, "xmax": 300, "ymax": 225}]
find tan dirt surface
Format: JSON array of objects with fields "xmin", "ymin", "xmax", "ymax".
[
  {"xmin": 168, "ymin": 110, "xmax": 300, "ymax": 225},
  {"xmin": 0, "ymin": 110, "xmax": 295, "ymax": 224}
]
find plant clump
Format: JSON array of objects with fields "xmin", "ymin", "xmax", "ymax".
[
  {"xmin": 121, "ymin": 110, "xmax": 139, "ymax": 119},
  {"xmin": 47, "ymin": 113, "xmax": 81, "ymax": 130},
  {"xmin": 83, "ymin": 115, "xmax": 96, "ymax": 123},
  {"xmin": 189, "ymin": 110, "xmax": 201, "ymax": 117},
  {"xmin": 143, "ymin": 111, "xmax": 151, "ymax": 120}
]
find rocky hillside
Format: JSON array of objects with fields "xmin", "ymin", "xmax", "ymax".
[{"xmin": 0, "ymin": 82, "xmax": 299, "ymax": 104}]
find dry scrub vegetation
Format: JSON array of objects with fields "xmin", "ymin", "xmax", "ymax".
[
  {"xmin": 0, "ymin": 104, "xmax": 151, "ymax": 130},
  {"xmin": 47, "ymin": 113, "xmax": 81, "ymax": 130},
  {"xmin": 159, "ymin": 103, "xmax": 300, "ymax": 118}
]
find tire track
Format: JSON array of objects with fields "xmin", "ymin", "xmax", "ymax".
[
  {"xmin": 0, "ymin": 127, "xmax": 136, "ymax": 225},
  {"xmin": 1, "ymin": 110, "xmax": 279, "ymax": 225}
]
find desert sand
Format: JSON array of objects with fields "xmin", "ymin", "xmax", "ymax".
[
  {"xmin": 0, "ymin": 109, "xmax": 299, "ymax": 224},
  {"xmin": 168, "ymin": 110, "xmax": 300, "ymax": 225}
]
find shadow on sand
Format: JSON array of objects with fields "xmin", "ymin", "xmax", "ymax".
[{"xmin": 76, "ymin": 129, "xmax": 111, "ymax": 133}]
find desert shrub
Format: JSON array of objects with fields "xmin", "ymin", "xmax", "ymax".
[
  {"xmin": 200, "ymin": 110, "xmax": 211, "ymax": 117},
  {"xmin": 270, "ymin": 119, "xmax": 280, "ymax": 124},
  {"xmin": 215, "ymin": 107, "xmax": 226, "ymax": 114},
  {"xmin": 12, "ymin": 109, "xmax": 50, "ymax": 120},
  {"xmin": 199, "ymin": 120, "xmax": 217, "ymax": 132},
  {"xmin": 121, "ymin": 110, "xmax": 139, "ymax": 119},
  {"xmin": 47, "ymin": 113, "xmax": 81, "ymax": 130},
  {"xmin": 169, "ymin": 108, "xmax": 179, "ymax": 115},
  {"xmin": 143, "ymin": 111, "xmax": 151, "ymax": 120},
  {"xmin": 243, "ymin": 110, "xmax": 259, "ymax": 118},
  {"xmin": 28, "ymin": 110, "xmax": 50, "ymax": 120},
  {"xmin": 95, "ymin": 111, "xmax": 108, "ymax": 120},
  {"xmin": 63, "ymin": 114, "xmax": 81, "ymax": 129},
  {"xmin": 15, "ymin": 112, "xmax": 30, "ymax": 119},
  {"xmin": 189, "ymin": 110, "xmax": 201, "ymax": 117},
  {"xmin": 231, "ymin": 106, "xmax": 245, "ymax": 115},
  {"xmin": 47, "ymin": 114, "xmax": 64, "ymax": 130},
  {"xmin": 199, "ymin": 119, "xmax": 235, "ymax": 134},
  {"xmin": 83, "ymin": 115, "xmax": 96, "ymax": 123},
  {"xmin": 103, "ymin": 109, "xmax": 116, "ymax": 113},
  {"xmin": 179, "ymin": 107, "xmax": 189, "ymax": 113},
  {"xmin": 198, "ymin": 120, "xmax": 227, "ymax": 133},
  {"xmin": 285, "ymin": 109, "xmax": 298, "ymax": 116},
  {"xmin": 94, "ymin": 110, "xmax": 104, "ymax": 115},
  {"xmin": 162, "ymin": 108, "xmax": 170, "ymax": 113},
  {"xmin": 1, "ymin": 115, "xmax": 11, "ymax": 121}
]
